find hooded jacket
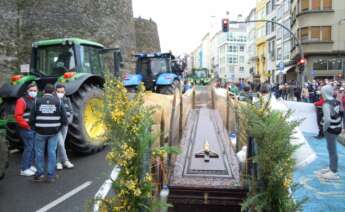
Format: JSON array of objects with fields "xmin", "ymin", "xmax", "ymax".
[{"xmin": 321, "ymin": 85, "xmax": 343, "ymax": 133}]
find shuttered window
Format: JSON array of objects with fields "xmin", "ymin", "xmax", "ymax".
[
  {"xmin": 311, "ymin": 0, "xmax": 321, "ymax": 10},
  {"xmin": 321, "ymin": 26, "xmax": 331, "ymax": 41},
  {"xmin": 323, "ymin": 0, "xmax": 332, "ymax": 10},
  {"xmin": 301, "ymin": 0, "xmax": 309, "ymax": 12},
  {"xmin": 301, "ymin": 27, "xmax": 309, "ymax": 42},
  {"xmin": 311, "ymin": 27, "xmax": 320, "ymax": 40}
]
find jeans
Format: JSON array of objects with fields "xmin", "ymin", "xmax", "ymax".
[
  {"xmin": 19, "ymin": 129, "xmax": 35, "ymax": 171},
  {"xmin": 35, "ymin": 133, "xmax": 59, "ymax": 177},
  {"xmin": 57, "ymin": 126, "xmax": 69, "ymax": 163},
  {"xmin": 325, "ymin": 132, "xmax": 338, "ymax": 173}
]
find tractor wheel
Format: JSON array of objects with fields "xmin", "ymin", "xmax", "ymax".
[
  {"xmin": 0, "ymin": 131, "xmax": 9, "ymax": 180},
  {"xmin": 68, "ymin": 84, "xmax": 106, "ymax": 154},
  {"xmin": 158, "ymin": 80, "xmax": 180, "ymax": 95},
  {"xmin": 0, "ymin": 99, "xmax": 22, "ymax": 150}
]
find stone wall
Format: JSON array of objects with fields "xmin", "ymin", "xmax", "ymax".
[
  {"xmin": 0, "ymin": 0, "xmax": 19, "ymax": 82},
  {"xmin": 134, "ymin": 17, "xmax": 161, "ymax": 53},
  {"xmin": 0, "ymin": 0, "xmax": 162, "ymax": 81}
]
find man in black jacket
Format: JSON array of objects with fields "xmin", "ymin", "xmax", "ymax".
[{"xmin": 29, "ymin": 84, "xmax": 68, "ymax": 182}]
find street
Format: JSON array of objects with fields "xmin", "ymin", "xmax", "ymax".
[{"xmin": 0, "ymin": 147, "xmax": 111, "ymax": 212}]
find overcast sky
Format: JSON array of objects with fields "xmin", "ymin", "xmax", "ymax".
[{"xmin": 133, "ymin": 0, "xmax": 256, "ymax": 55}]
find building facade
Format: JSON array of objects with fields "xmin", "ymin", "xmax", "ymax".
[
  {"xmin": 256, "ymin": 0, "xmax": 269, "ymax": 82},
  {"xmin": 246, "ymin": 9, "xmax": 257, "ymax": 81},
  {"xmin": 291, "ymin": 0, "xmax": 345, "ymax": 81},
  {"xmin": 217, "ymin": 22, "xmax": 250, "ymax": 81}
]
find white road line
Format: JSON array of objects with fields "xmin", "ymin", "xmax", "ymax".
[
  {"xmin": 9, "ymin": 149, "xmax": 20, "ymax": 154},
  {"xmin": 35, "ymin": 181, "xmax": 92, "ymax": 212},
  {"xmin": 93, "ymin": 166, "xmax": 120, "ymax": 212}
]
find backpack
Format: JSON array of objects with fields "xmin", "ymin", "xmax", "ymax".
[{"xmin": 326, "ymin": 100, "xmax": 343, "ymax": 135}]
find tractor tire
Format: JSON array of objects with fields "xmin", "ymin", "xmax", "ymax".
[
  {"xmin": 68, "ymin": 84, "xmax": 106, "ymax": 154},
  {"xmin": 0, "ymin": 99, "xmax": 22, "ymax": 150},
  {"xmin": 0, "ymin": 131, "xmax": 9, "ymax": 180},
  {"xmin": 158, "ymin": 80, "xmax": 180, "ymax": 95}
]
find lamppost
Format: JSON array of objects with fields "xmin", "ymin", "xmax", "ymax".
[{"xmin": 229, "ymin": 19, "xmax": 305, "ymax": 86}]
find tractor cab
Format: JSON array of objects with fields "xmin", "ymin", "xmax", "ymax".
[
  {"xmin": 124, "ymin": 52, "xmax": 180, "ymax": 94},
  {"xmin": 30, "ymin": 38, "xmax": 108, "ymax": 91}
]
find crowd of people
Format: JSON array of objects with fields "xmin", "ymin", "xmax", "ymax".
[
  {"xmin": 216, "ymin": 77, "xmax": 343, "ymax": 181},
  {"xmin": 16, "ymin": 83, "xmax": 74, "ymax": 183}
]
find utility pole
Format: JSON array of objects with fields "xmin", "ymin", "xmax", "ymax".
[{"xmin": 229, "ymin": 19, "xmax": 305, "ymax": 86}]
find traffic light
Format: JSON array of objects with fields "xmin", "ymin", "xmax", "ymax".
[
  {"xmin": 298, "ymin": 58, "xmax": 305, "ymax": 72},
  {"xmin": 222, "ymin": 18, "xmax": 229, "ymax": 32}
]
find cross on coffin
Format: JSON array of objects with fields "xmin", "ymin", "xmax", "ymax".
[{"xmin": 195, "ymin": 139, "xmax": 219, "ymax": 163}]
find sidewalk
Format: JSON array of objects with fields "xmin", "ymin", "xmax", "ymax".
[{"xmin": 293, "ymin": 133, "xmax": 345, "ymax": 212}]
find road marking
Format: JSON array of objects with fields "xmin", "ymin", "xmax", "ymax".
[
  {"xmin": 93, "ymin": 166, "xmax": 120, "ymax": 212},
  {"xmin": 35, "ymin": 181, "xmax": 92, "ymax": 212},
  {"xmin": 10, "ymin": 149, "xmax": 20, "ymax": 154}
]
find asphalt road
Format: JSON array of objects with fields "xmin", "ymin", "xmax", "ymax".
[{"xmin": 0, "ymin": 146, "xmax": 112, "ymax": 212}]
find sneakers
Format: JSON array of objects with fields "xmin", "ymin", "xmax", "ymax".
[
  {"xmin": 20, "ymin": 169, "xmax": 35, "ymax": 176},
  {"xmin": 314, "ymin": 168, "xmax": 330, "ymax": 175},
  {"xmin": 32, "ymin": 175, "xmax": 46, "ymax": 182},
  {"xmin": 56, "ymin": 163, "xmax": 63, "ymax": 170},
  {"xmin": 63, "ymin": 161, "xmax": 74, "ymax": 169},
  {"xmin": 313, "ymin": 135, "xmax": 324, "ymax": 139},
  {"xmin": 30, "ymin": 166, "xmax": 37, "ymax": 173},
  {"xmin": 317, "ymin": 170, "xmax": 340, "ymax": 181}
]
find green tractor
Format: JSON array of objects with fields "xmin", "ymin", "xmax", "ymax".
[
  {"xmin": 190, "ymin": 68, "xmax": 212, "ymax": 85},
  {"xmin": 0, "ymin": 38, "xmax": 122, "ymax": 154}
]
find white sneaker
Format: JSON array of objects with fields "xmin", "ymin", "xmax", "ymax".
[
  {"xmin": 314, "ymin": 168, "xmax": 329, "ymax": 175},
  {"xmin": 30, "ymin": 166, "xmax": 37, "ymax": 173},
  {"xmin": 56, "ymin": 163, "xmax": 63, "ymax": 170},
  {"xmin": 318, "ymin": 170, "xmax": 340, "ymax": 181},
  {"xmin": 20, "ymin": 169, "xmax": 35, "ymax": 176},
  {"xmin": 63, "ymin": 161, "xmax": 74, "ymax": 169}
]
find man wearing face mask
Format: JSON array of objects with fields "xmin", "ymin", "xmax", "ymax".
[
  {"xmin": 14, "ymin": 82, "xmax": 38, "ymax": 176},
  {"xmin": 55, "ymin": 84, "xmax": 74, "ymax": 170},
  {"xmin": 30, "ymin": 84, "xmax": 68, "ymax": 182}
]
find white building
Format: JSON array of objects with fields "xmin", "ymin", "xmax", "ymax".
[
  {"xmin": 217, "ymin": 21, "xmax": 250, "ymax": 81},
  {"xmin": 246, "ymin": 8, "xmax": 257, "ymax": 80}
]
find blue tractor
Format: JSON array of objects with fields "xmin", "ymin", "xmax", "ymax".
[{"xmin": 123, "ymin": 52, "xmax": 181, "ymax": 95}]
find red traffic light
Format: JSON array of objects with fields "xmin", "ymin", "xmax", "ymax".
[
  {"xmin": 222, "ymin": 18, "xmax": 229, "ymax": 32},
  {"xmin": 299, "ymin": 58, "xmax": 305, "ymax": 64}
]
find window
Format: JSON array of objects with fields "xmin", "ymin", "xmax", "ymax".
[
  {"xmin": 301, "ymin": 27, "xmax": 309, "ymax": 42},
  {"xmin": 266, "ymin": 1, "xmax": 271, "ymax": 15},
  {"xmin": 239, "ymin": 67, "xmax": 245, "ymax": 72},
  {"xmin": 328, "ymin": 59, "xmax": 342, "ymax": 70},
  {"xmin": 323, "ymin": 0, "xmax": 332, "ymax": 10},
  {"xmin": 35, "ymin": 45, "xmax": 76, "ymax": 76},
  {"xmin": 80, "ymin": 45, "xmax": 103, "ymax": 74},
  {"xmin": 228, "ymin": 45, "xmax": 238, "ymax": 53},
  {"xmin": 271, "ymin": 18, "xmax": 276, "ymax": 32},
  {"xmin": 311, "ymin": 0, "xmax": 321, "ymax": 10},
  {"xmin": 239, "ymin": 45, "xmax": 245, "ymax": 52},
  {"xmin": 313, "ymin": 59, "xmax": 327, "ymax": 70},
  {"xmin": 301, "ymin": 0, "xmax": 309, "ymax": 12},
  {"xmin": 310, "ymin": 26, "xmax": 320, "ymax": 40},
  {"xmin": 266, "ymin": 22, "xmax": 271, "ymax": 35},
  {"xmin": 277, "ymin": 47, "xmax": 282, "ymax": 60},
  {"xmin": 228, "ymin": 55, "xmax": 238, "ymax": 64},
  {"xmin": 322, "ymin": 26, "xmax": 331, "ymax": 41}
]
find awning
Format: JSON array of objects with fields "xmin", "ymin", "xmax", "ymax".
[{"xmin": 275, "ymin": 65, "xmax": 295, "ymax": 76}]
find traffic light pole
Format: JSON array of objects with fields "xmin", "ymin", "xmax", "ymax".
[{"xmin": 229, "ymin": 19, "xmax": 305, "ymax": 86}]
